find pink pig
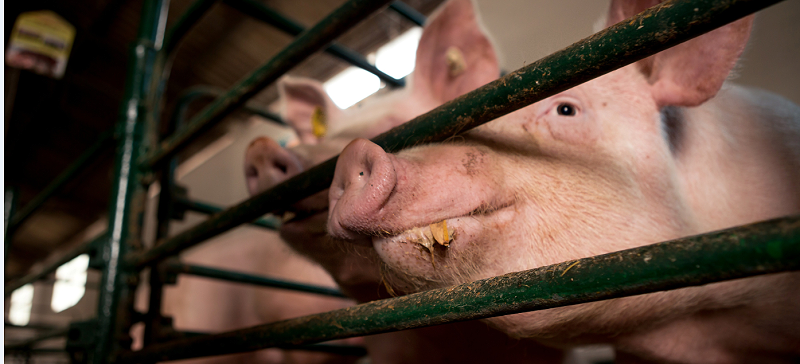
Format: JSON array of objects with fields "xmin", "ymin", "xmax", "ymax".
[
  {"xmin": 245, "ymin": 0, "xmax": 564, "ymax": 363},
  {"xmin": 325, "ymin": 0, "xmax": 800, "ymax": 363}
]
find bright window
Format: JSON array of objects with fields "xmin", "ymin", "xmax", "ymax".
[
  {"xmin": 375, "ymin": 27, "xmax": 422, "ymax": 79},
  {"xmin": 51, "ymin": 253, "xmax": 89, "ymax": 313},
  {"xmin": 324, "ymin": 66, "xmax": 381, "ymax": 109},
  {"xmin": 324, "ymin": 27, "xmax": 423, "ymax": 109},
  {"xmin": 9, "ymin": 284, "xmax": 34, "ymax": 326}
]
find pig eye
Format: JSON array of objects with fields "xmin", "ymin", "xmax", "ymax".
[{"xmin": 556, "ymin": 103, "xmax": 576, "ymax": 116}]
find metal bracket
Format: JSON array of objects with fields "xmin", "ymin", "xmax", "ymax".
[
  {"xmin": 169, "ymin": 183, "xmax": 189, "ymax": 220},
  {"xmin": 158, "ymin": 257, "xmax": 181, "ymax": 285},
  {"xmin": 66, "ymin": 319, "xmax": 98, "ymax": 363},
  {"xmin": 87, "ymin": 235, "xmax": 108, "ymax": 270}
]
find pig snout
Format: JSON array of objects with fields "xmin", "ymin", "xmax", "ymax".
[
  {"xmin": 328, "ymin": 139, "xmax": 397, "ymax": 244},
  {"xmin": 244, "ymin": 136, "xmax": 304, "ymax": 196}
]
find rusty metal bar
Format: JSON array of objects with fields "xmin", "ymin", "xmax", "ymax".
[
  {"xmin": 168, "ymin": 330, "xmax": 366, "ymax": 356},
  {"xmin": 169, "ymin": 86, "xmax": 285, "ymax": 129},
  {"xmin": 388, "ymin": 1, "xmax": 425, "ymax": 26},
  {"xmin": 173, "ymin": 197, "xmax": 280, "ymax": 230},
  {"xmin": 127, "ymin": 0, "xmax": 782, "ymax": 268},
  {"xmin": 163, "ymin": 0, "xmax": 220, "ymax": 56},
  {"xmin": 223, "ymin": 0, "xmax": 404, "ymax": 87},
  {"xmin": 164, "ymin": 261, "xmax": 346, "ymax": 297},
  {"xmin": 4, "ymin": 328, "xmax": 70, "ymax": 351},
  {"xmin": 140, "ymin": 0, "xmax": 395, "ymax": 171},
  {"xmin": 119, "ymin": 216, "xmax": 800, "ymax": 362}
]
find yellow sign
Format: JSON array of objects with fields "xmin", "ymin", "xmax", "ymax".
[{"xmin": 6, "ymin": 11, "xmax": 76, "ymax": 79}]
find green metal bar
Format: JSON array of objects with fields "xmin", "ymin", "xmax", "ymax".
[
  {"xmin": 93, "ymin": 0, "xmax": 168, "ymax": 361},
  {"xmin": 4, "ymin": 348, "xmax": 67, "ymax": 354},
  {"xmin": 128, "ymin": 0, "xmax": 781, "ymax": 268},
  {"xmin": 170, "ymin": 86, "xmax": 285, "ymax": 128},
  {"xmin": 5, "ymin": 187, "xmax": 18, "ymax": 268},
  {"xmin": 165, "ymin": 261, "xmax": 346, "ymax": 297},
  {"xmin": 4, "ymin": 234, "xmax": 104, "ymax": 297},
  {"xmin": 223, "ymin": 0, "xmax": 404, "ymax": 88},
  {"xmin": 6, "ymin": 130, "xmax": 115, "ymax": 237},
  {"xmin": 4, "ymin": 328, "xmax": 70, "ymax": 350},
  {"xmin": 167, "ymin": 330, "xmax": 367, "ymax": 356},
  {"xmin": 388, "ymin": 1, "xmax": 425, "ymax": 26},
  {"xmin": 174, "ymin": 197, "xmax": 280, "ymax": 230},
  {"xmin": 141, "ymin": 0, "xmax": 395, "ymax": 171},
  {"xmin": 5, "ymin": 322, "xmax": 63, "ymax": 331},
  {"xmin": 163, "ymin": 0, "xmax": 220, "ymax": 56},
  {"xmin": 120, "ymin": 216, "xmax": 800, "ymax": 362},
  {"xmin": 283, "ymin": 343, "xmax": 367, "ymax": 357}
]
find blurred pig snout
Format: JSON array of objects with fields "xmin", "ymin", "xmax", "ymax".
[
  {"xmin": 244, "ymin": 137, "xmax": 304, "ymax": 196},
  {"xmin": 328, "ymin": 139, "xmax": 397, "ymax": 243}
]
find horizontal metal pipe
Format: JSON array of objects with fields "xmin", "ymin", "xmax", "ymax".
[
  {"xmin": 281, "ymin": 343, "xmax": 367, "ymax": 356},
  {"xmin": 119, "ymin": 216, "xmax": 800, "ymax": 362},
  {"xmin": 167, "ymin": 331, "xmax": 366, "ymax": 356},
  {"xmin": 4, "ymin": 328, "xmax": 70, "ymax": 350},
  {"xmin": 165, "ymin": 262, "xmax": 346, "ymax": 297},
  {"xmin": 5, "ymin": 234, "xmax": 105, "ymax": 297},
  {"xmin": 141, "ymin": 0, "xmax": 395, "ymax": 170},
  {"xmin": 127, "ymin": 0, "xmax": 781, "ymax": 268},
  {"xmin": 170, "ymin": 86, "xmax": 285, "ymax": 130},
  {"xmin": 388, "ymin": 1, "xmax": 426, "ymax": 26},
  {"xmin": 174, "ymin": 197, "xmax": 281, "ymax": 230},
  {"xmin": 4, "ymin": 348, "xmax": 67, "ymax": 354},
  {"xmin": 4, "ymin": 322, "xmax": 64, "ymax": 331},
  {"xmin": 162, "ymin": 0, "xmax": 220, "ymax": 56},
  {"xmin": 8, "ymin": 130, "xmax": 115, "ymax": 235},
  {"xmin": 224, "ymin": 0, "xmax": 404, "ymax": 88}
]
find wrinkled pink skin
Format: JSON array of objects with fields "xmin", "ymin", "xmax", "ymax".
[
  {"xmin": 244, "ymin": 1, "xmax": 564, "ymax": 363},
  {"xmin": 326, "ymin": 1, "xmax": 800, "ymax": 363}
]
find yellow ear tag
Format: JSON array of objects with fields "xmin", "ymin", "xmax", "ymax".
[
  {"xmin": 446, "ymin": 46, "xmax": 466, "ymax": 77},
  {"xmin": 311, "ymin": 106, "xmax": 327, "ymax": 138}
]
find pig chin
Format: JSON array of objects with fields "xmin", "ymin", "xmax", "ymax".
[{"xmin": 371, "ymin": 217, "xmax": 484, "ymax": 293}]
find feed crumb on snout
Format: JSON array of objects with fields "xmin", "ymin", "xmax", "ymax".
[{"xmin": 401, "ymin": 220, "xmax": 455, "ymax": 267}]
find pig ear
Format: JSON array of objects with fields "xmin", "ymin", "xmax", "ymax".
[
  {"xmin": 411, "ymin": 0, "xmax": 499, "ymax": 103},
  {"xmin": 278, "ymin": 76, "xmax": 343, "ymax": 144},
  {"xmin": 606, "ymin": 0, "xmax": 753, "ymax": 107}
]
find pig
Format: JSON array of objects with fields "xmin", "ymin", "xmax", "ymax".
[
  {"xmin": 325, "ymin": 0, "xmax": 800, "ymax": 362},
  {"xmin": 245, "ymin": 0, "xmax": 564, "ymax": 363},
  {"xmin": 159, "ymin": 228, "xmax": 360, "ymax": 364},
  {"xmin": 131, "ymin": 214, "xmax": 360, "ymax": 363}
]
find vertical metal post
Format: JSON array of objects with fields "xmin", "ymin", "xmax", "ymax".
[
  {"xmin": 142, "ymin": 110, "xmax": 180, "ymax": 351},
  {"xmin": 92, "ymin": 0, "xmax": 168, "ymax": 362},
  {"xmin": 5, "ymin": 187, "xmax": 18, "ymax": 268}
]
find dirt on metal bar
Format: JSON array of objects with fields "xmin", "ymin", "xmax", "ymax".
[{"xmin": 120, "ymin": 216, "xmax": 800, "ymax": 363}]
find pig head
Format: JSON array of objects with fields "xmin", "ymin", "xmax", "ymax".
[
  {"xmin": 244, "ymin": 0, "xmax": 500, "ymax": 302},
  {"xmin": 327, "ymin": 0, "xmax": 800, "ymax": 362},
  {"xmin": 245, "ymin": 1, "xmax": 565, "ymax": 363}
]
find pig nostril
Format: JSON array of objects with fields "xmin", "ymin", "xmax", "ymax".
[
  {"xmin": 275, "ymin": 161, "xmax": 288, "ymax": 175},
  {"xmin": 246, "ymin": 166, "xmax": 258, "ymax": 178}
]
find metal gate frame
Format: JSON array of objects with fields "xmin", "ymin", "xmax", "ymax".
[{"xmin": 5, "ymin": 0, "xmax": 798, "ymax": 362}]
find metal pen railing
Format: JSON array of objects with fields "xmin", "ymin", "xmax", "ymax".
[
  {"xmin": 223, "ymin": 0, "xmax": 406, "ymax": 87},
  {"xmin": 129, "ymin": 0, "xmax": 784, "ymax": 268},
  {"xmin": 120, "ymin": 217, "xmax": 800, "ymax": 362},
  {"xmin": 5, "ymin": 0, "xmax": 795, "ymax": 363}
]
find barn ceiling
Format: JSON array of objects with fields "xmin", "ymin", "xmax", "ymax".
[{"xmin": 4, "ymin": 0, "xmax": 444, "ymax": 279}]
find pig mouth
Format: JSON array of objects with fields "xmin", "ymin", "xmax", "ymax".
[{"xmin": 369, "ymin": 200, "xmax": 516, "ymax": 279}]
